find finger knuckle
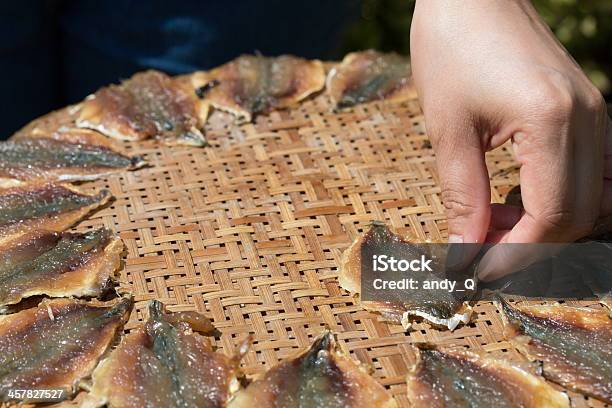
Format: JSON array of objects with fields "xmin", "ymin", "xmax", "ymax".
[
  {"xmin": 530, "ymin": 71, "xmax": 575, "ymax": 120},
  {"xmin": 421, "ymin": 108, "xmax": 446, "ymax": 144},
  {"xmin": 572, "ymin": 214, "xmax": 597, "ymax": 239},
  {"xmin": 540, "ymin": 210, "xmax": 572, "ymax": 230},
  {"xmin": 583, "ymin": 85, "xmax": 605, "ymax": 115},
  {"xmin": 440, "ymin": 183, "xmax": 478, "ymax": 220},
  {"xmin": 535, "ymin": 210, "xmax": 594, "ymax": 240}
]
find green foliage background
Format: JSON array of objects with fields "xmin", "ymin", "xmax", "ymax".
[{"xmin": 342, "ymin": 0, "xmax": 612, "ymax": 102}]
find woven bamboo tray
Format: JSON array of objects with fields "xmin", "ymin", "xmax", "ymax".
[{"xmin": 76, "ymin": 91, "xmax": 606, "ymax": 408}]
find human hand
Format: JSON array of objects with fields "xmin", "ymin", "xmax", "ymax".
[{"xmin": 410, "ymin": 0, "xmax": 611, "ymax": 280}]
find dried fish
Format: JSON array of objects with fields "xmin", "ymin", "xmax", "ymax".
[
  {"xmin": 84, "ymin": 300, "xmax": 239, "ymax": 408},
  {"xmin": 0, "ymin": 183, "xmax": 110, "ymax": 237},
  {"xmin": 0, "ymin": 138, "xmax": 145, "ymax": 186},
  {"xmin": 192, "ymin": 54, "xmax": 325, "ymax": 123},
  {"xmin": 0, "ymin": 229, "xmax": 122, "ymax": 310},
  {"xmin": 77, "ymin": 70, "xmax": 208, "ymax": 147},
  {"xmin": 14, "ymin": 125, "xmax": 123, "ymax": 150},
  {"xmin": 12, "ymin": 105, "xmax": 136, "ymax": 153},
  {"xmin": 497, "ymin": 297, "xmax": 612, "ymax": 403},
  {"xmin": 229, "ymin": 330, "xmax": 397, "ymax": 408},
  {"xmin": 339, "ymin": 222, "xmax": 473, "ymax": 330},
  {"xmin": 0, "ymin": 298, "xmax": 131, "ymax": 403},
  {"xmin": 12, "ymin": 104, "xmax": 81, "ymax": 139},
  {"xmin": 327, "ymin": 50, "xmax": 417, "ymax": 108},
  {"xmin": 406, "ymin": 345, "xmax": 569, "ymax": 408}
]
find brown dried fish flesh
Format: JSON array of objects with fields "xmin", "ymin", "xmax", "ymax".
[
  {"xmin": 0, "ymin": 298, "xmax": 131, "ymax": 403},
  {"xmin": 229, "ymin": 330, "xmax": 397, "ymax": 408},
  {"xmin": 496, "ymin": 297, "xmax": 612, "ymax": 403},
  {"xmin": 191, "ymin": 54, "xmax": 325, "ymax": 123},
  {"xmin": 0, "ymin": 228, "xmax": 122, "ymax": 310},
  {"xmin": 327, "ymin": 50, "xmax": 416, "ymax": 108}
]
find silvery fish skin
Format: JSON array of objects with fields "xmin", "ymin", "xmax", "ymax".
[
  {"xmin": 406, "ymin": 345, "xmax": 569, "ymax": 408},
  {"xmin": 229, "ymin": 330, "xmax": 397, "ymax": 408},
  {"xmin": 77, "ymin": 70, "xmax": 208, "ymax": 147},
  {"xmin": 326, "ymin": 50, "xmax": 417, "ymax": 109},
  {"xmin": 497, "ymin": 297, "xmax": 612, "ymax": 403},
  {"xmin": 85, "ymin": 300, "xmax": 238, "ymax": 408},
  {"xmin": 339, "ymin": 222, "xmax": 473, "ymax": 330},
  {"xmin": 0, "ymin": 138, "xmax": 145, "ymax": 186},
  {"xmin": 0, "ymin": 183, "xmax": 111, "ymax": 237},
  {"xmin": 0, "ymin": 229, "xmax": 122, "ymax": 310},
  {"xmin": 0, "ymin": 297, "xmax": 131, "ymax": 403},
  {"xmin": 191, "ymin": 54, "xmax": 325, "ymax": 123}
]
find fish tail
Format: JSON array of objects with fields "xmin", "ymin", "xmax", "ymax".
[
  {"xmin": 96, "ymin": 189, "xmax": 112, "ymax": 204},
  {"xmin": 130, "ymin": 155, "xmax": 148, "ymax": 169},
  {"xmin": 311, "ymin": 329, "xmax": 335, "ymax": 353},
  {"xmin": 106, "ymin": 297, "xmax": 133, "ymax": 319},
  {"xmin": 148, "ymin": 299, "xmax": 164, "ymax": 321}
]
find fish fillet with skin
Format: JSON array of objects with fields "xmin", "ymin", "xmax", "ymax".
[
  {"xmin": 229, "ymin": 330, "xmax": 397, "ymax": 408},
  {"xmin": 77, "ymin": 70, "xmax": 208, "ymax": 147},
  {"xmin": 192, "ymin": 54, "xmax": 325, "ymax": 123},
  {"xmin": 11, "ymin": 104, "xmax": 81, "ymax": 139},
  {"xmin": 83, "ymin": 300, "xmax": 241, "ymax": 408},
  {"xmin": 406, "ymin": 345, "xmax": 569, "ymax": 408},
  {"xmin": 339, "ymin": 222, "xmax": 473, "ymax": 330},
  {"xmin": 12, "ymin": 106, "xmax": 135, "ymax": 152},
  {"xmin": 0, "ymin": 228, "xmax": 122, "ymax": 310},
  {"xmin": 326, "ymin": 50, "xmax": 417, "ymax": 109},
  {"xmin": 0, "ymin": 297, "xmax": 131, "ymax": 404},
  {"xmin": 0, "ymin": 138, "xmax": 145, "ymax": 186},
  {"xmin": 14, "ymin": 124, "xmax": 130, "ymax": 151},
  {"xmin": 496, "ymin": 297, "xmax": 612, "ymax": 403},
  {"xmin": 0, "ymin": 183, "xmax": 111, "ymax": 238}
]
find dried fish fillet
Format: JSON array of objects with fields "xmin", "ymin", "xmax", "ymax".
[
  {"xmin": 77, "ymin": 70, "xmax": 208, "ymax": 147},
  {"xmin": 229, "ymin": 330, "xmax": 397, "ymax": 408},
  {"xmin": 339, "ymin": 222, "xmax": 473, "ymax": 330},
  {"xmin": 12, "ymin": 104, "xmax": 81, "ymax": 139},
  {"xmin": 14, "ymin": 125, "xmax": 123, "ymax": 150},
  {"xmin": 0, "ymin": 298, "xmax": 131, "ymax": 403},
  {"xmin": 0, "ymin": 229, "xmax": 122, "ymax": 310},
  {"xmin": 497, "ymin": 297, "xmax": 612, "ymax": 403},
  {"xmin": 0, "ymin": 138, "xmax": 145, "ymax": 186},
  {"xmin": 11, "ymin": 103, "xmax": 126, "ymax": 151},
  {"xmin": 327, "ymin": 50, "xmax": 417, "ymax": 108},
  {"xmin": 0, "ymin": 183, "xmax": 111, "ymax": 237},
  {"xmin": 406, "ymin": 345, "xmax": 569, "ymax": 408},
  {"xmin": 84, "ymin": 300, "xmax": 239, "ymax": 408},
  {"xmin": 192, "ymin": 54, "xmax": 325, "ymax": 122}
]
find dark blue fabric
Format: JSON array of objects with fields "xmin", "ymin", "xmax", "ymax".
[
  {"xmin": 0, "ymin": 1, "xmax": 60, "ymax": 139},
  {"xmin": 0, "ymin": 0, "xmax": 357, "ymax": 138}
]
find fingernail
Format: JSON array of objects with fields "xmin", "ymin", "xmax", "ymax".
[
  {"xmin": 476, "ymin": 256, "xmax": 492, "ymax": 281},
  {"xmin": 448, "ymin": 234, "xmax": 463, "ymax": 244}
]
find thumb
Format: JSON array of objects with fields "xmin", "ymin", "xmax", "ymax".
[{"xmin": 431, "ymin": 124, "xmax": 491, "ymax": 244}]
